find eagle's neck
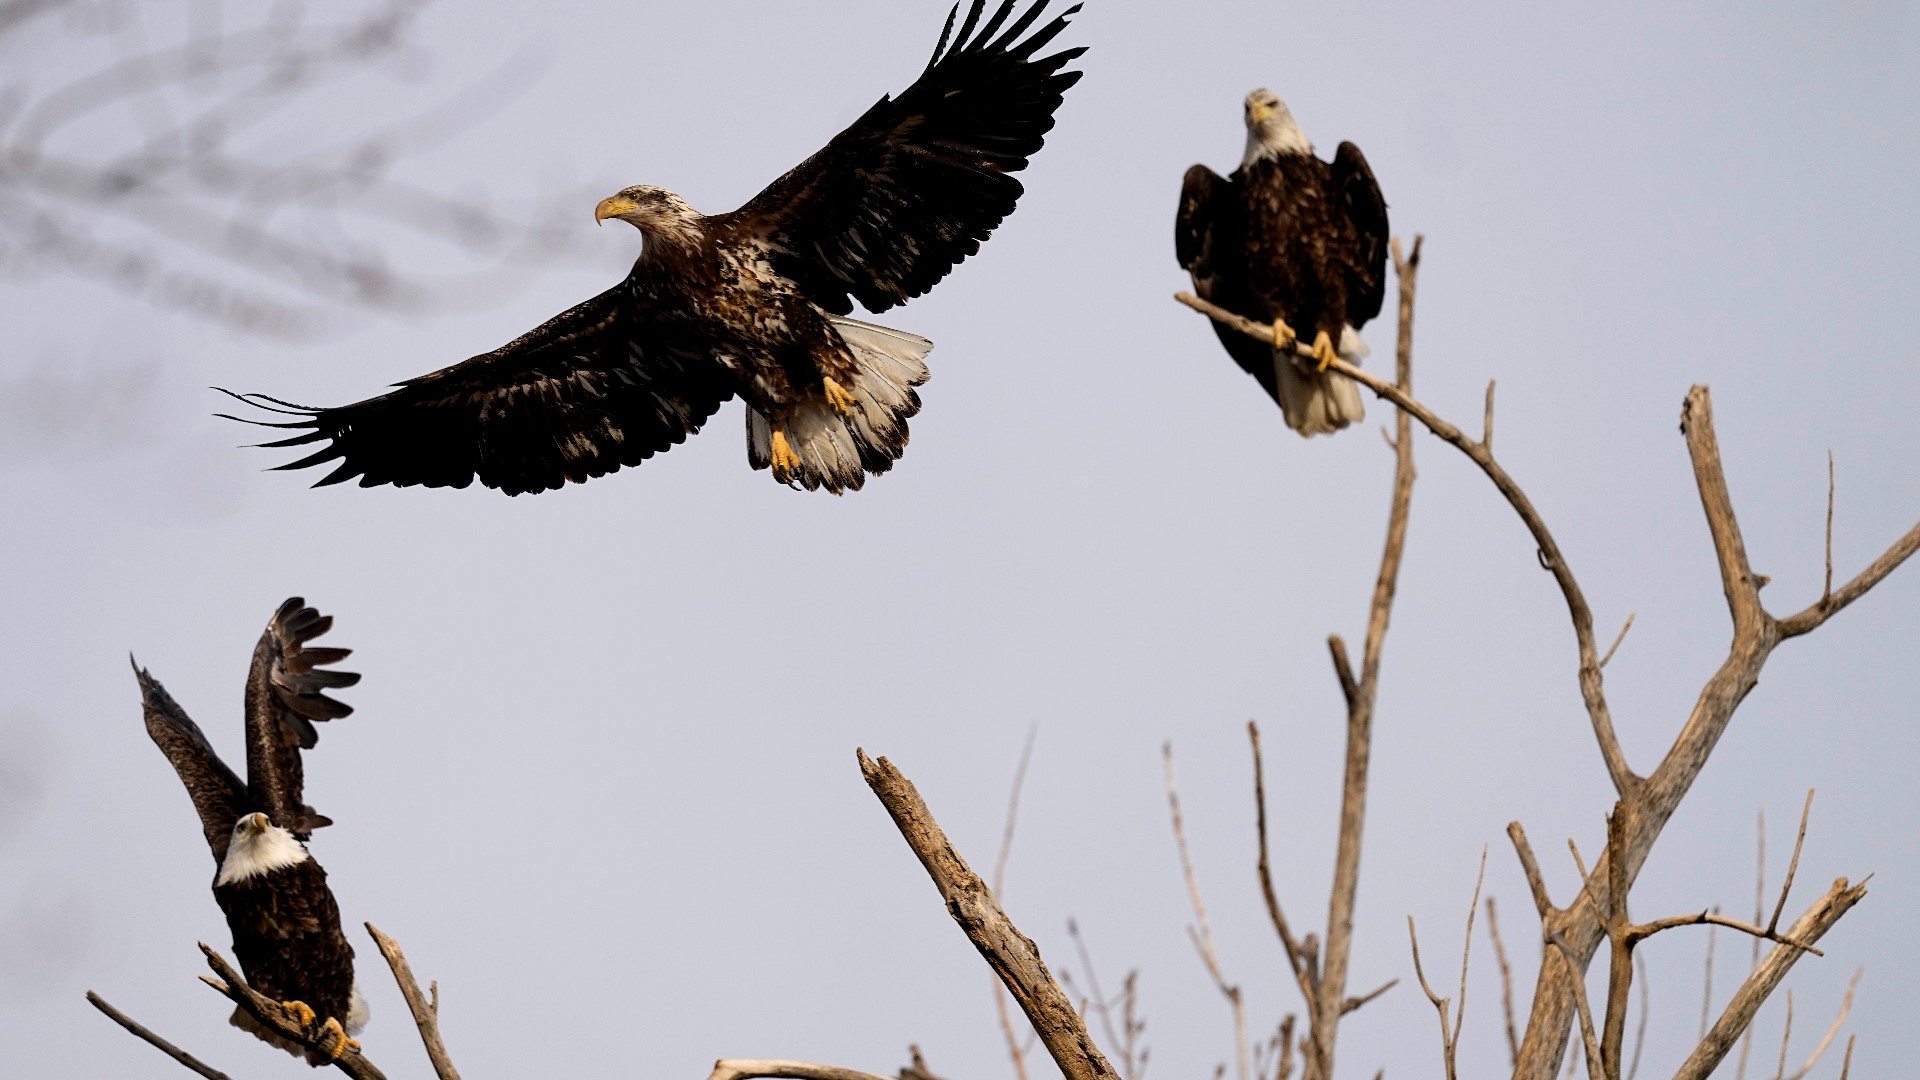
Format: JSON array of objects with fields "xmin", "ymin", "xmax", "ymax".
[
  {"xmin": 216, "ymin": 821, "xmax": 310, "ymax": 886},
  {"xmin": 1244, "ymin": 115, "xmax": 1313, "ymax": 166},
  {"xmin": 634, "ymin": 202, "xmax": 710, "ymax": 261}
]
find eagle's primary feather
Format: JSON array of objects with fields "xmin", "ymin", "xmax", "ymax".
[{"xmin": 224, "ymin": 0, "xmax": 1085, "ymax": 495}]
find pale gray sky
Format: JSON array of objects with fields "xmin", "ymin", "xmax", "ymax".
[{"xmin": 3, "ymin": 1, "xmax": 1917, "ymax": 1078}]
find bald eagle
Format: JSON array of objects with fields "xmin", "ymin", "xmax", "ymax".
[
  {"xmin": 223, "ymin": 0, "xmax": 1085, "ymax": 495},
  {"xmin": 1176, "ymin": 89, "xmax": 1388, "ymax": 436},
  {"xmin": 136, "ymin": 598, "xmax": 366, "ymax": 1063}
]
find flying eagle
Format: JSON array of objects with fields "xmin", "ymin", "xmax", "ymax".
[
  {"xmin": 1176, "ymin": 89, "xmax": 1388, "ymax": 436},
  {"xmin": 136, "ymin": 598, "xmax": 366, "ymax": 1063},
  {"xmin": 223, "ymin": 0, "xmax": 1085, "ymax": 495}
]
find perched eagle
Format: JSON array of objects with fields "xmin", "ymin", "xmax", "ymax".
[
  {"xmin": 136, "ymin": 598, "xmax": 366, "ymax": 1064},
  {"xmin": 223, "ymin": 0, "xmax": 1085, "ymax": 495},
  {"xmin": 1176, "ymin": 89, "xmax": 1388, "ymax": 436}
]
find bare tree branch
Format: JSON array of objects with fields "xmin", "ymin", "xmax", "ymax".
[
  {"xmin": 85, "ymin": 990, "xmax": 236, "ymax": 1080},
  {"xmin": 709, "ymin": 1061, "xmax": 897, "ymax": 1080},
  {"xmin": 365, "ymin": 923, "xmax": 461, "ymax": 1080},
  {"xmin": 1486, "ymin": 898, "xmax": 1521, "ymax": 1070},
  {"xmin": 858, "ymin": 749, "xmax": 1118, "ymax": 1080},
  {"xmin": 1781, "ymin": 969, "xmax": 1861, "ymax": 1080},
  {"xmin": 196, "ymin": 944, "xmax": 388, "ymax": 1080},
  {"xmin": 1249, "ymin": 721, "xmax": 1314, "ymax": 1006},
  {"xmin": 1165, "ymin": 742, "xmax": 1248, "ymax": 1080},
  {"xmin": 1671, "ymin": 877, "xmax": 1869, "ymax": 1080},
  {"xmin": 992, "ymin": 726, "xmax": 1042, "ymax": 1080},
  {"xmin": 1174, "ymin": 285, "xmax": 1636, "ymax": 800}
]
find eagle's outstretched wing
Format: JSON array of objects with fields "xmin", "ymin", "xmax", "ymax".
[
  {"xmin": 1331, "ymin": 141, "xmax": 1389, "ymax": 327},
  {"xmin": 137, "ymin": 661, "xmax": 248, "ymax": 866},
  {"xmin": 1177, "ymin": 164, "xmax": 1283, "ymax": 404},
  {"xmin": 244, "ymin": 598, "xmax": 359, "ymax": 839},
  {"xmin": 719, "ymin": 0, "xmax": 1086, "ymax": 315},
  {"xmin": 222, "ymin": 287, "xmax": 736, "ymax": 496}
]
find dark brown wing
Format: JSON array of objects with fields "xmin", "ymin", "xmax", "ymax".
[
  {"xmin": 716, "ymin": 0, "xmax": 1086, "ymax": 315},
  {"xmin": 221, "ymin": 286, "xmax": 735, "ymax": 497},
  {"xmin": 137, "ymin": 659, "xmax": 249, "ymax": 866},
  {"xmin": 1330, "ymin": 141, "xmax": 1389, "ymax": 327},
  {"xmin": 1178, "ymin": 164, "xmax": 1282, "ymax": 404},
  {"xmin": 244, "ymin": 598, "xmax": 359, "ymax": 838}
]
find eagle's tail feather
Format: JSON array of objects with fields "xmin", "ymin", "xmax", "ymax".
[
  {"xmin": 1275, "ymin": 324, "xmax": 1367, "ymax": 437},
  {"xmin": 745, "ymin": 318, "xmax": 933, "ymax": 493}
]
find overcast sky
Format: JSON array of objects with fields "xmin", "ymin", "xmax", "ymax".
[{"xmin": 3, "ymin": 1, "xmax": 1917, "ymax": 1078}]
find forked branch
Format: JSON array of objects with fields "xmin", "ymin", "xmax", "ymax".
[
  {"xmin": 366, "ymin": 923, "xmax": 462, "ymax": 1080},
  {"xmin": 197, "ymin": 944, "xmax": 390, "ymax": 1080}
]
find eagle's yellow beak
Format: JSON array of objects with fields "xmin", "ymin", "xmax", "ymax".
[
  {"xmin": 239, "ymin": 812, "xmax": 269, "ymax": 834},
  {"xmin": 1247, "ymin": 100, "xmax": 1275, "ymax": 124},
  {"xmin": 595, "ymin": 195, "xmax": 638, "ymax": 225}
]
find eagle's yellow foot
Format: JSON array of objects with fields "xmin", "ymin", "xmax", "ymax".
[
  {"xmin": 310, "ymin": 1017, "xmax": 354, "ymax": 1062},
  {"xmin": 1271, "ymin": 315, "xmax": 1298, "ymax": 351},
  {"xmin": 280, "ymin": 999, "xmax": 317, "ymax": 1028},
  {"xmin": 822, "ymin": 376, "xmax": 857, "ymax": 417},
  {"xmin": 770, "ymin": 429, "xmax": 803, "ymax": 481},
  {"xmin": 1310, "ymin": 330, "xmax": 1339, "ymax": 373}
]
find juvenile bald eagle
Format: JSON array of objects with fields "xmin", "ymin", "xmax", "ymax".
[
  {"xmin": 222, "ymin": 0, "xmax": 1085, "ymax": 495},
  {"xmin": 136, "ymin": 598, "xmax": 366, "ymax": 1064},
  {"xmin": 1176, "ymin": 89, "xmax": 1388, "ymax": 436}
]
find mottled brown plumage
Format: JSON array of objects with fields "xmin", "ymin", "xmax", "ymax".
[
  {"xmin": 137, "ymin": 598, "xmax": 365, "ymax": 1059},
  {"xmin": 224, "ymin": 0, "xmax": 1086, "ymax": 495},
  {"xmin": 1177, "ymin": 90, "xmax": 1388, "ymax": 436}
]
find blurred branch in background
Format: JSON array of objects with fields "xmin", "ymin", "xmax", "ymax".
[{"xmin": 0, "ymin": 0, "xmax": 582, "ymax": 338}]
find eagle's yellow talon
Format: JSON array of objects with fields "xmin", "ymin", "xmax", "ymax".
[
  {"xmin": 822, "ymin": 376, "xmax": 857, "ymax": 417},
  {"xmin": 280, "ymin": 1000, "xmax": 317, "ymax": 1028},
  {"xmin": 1271, "ymin": 316, "xmax": 1298, "ymax": 351},
  {"xmin": 311, "ymin": 1017, "xmax": 351, "ymax": 1062},
  {"xmin": 770, "ymin": 430, "xmax": 803, "ymax": 480},
  {"xmin": 1310, "ymin": 330, "xmax": 1338, "ymax": 373}
]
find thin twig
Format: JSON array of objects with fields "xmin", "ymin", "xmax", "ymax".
[
  {"xmin": 992, "ymin": 726, "xmax": 1041, "ymax": 1080},
  {"xmin": 1407, "ymin": 918, "xmax": 1457, "ymax": 1080},
  {"xmin": 859, "ymin": 750, "xmax": 1118, "ymax": 1080},
  {"xmin": 1823, "ymin": 452, "xmax": 1835, "ymax": 607},
  {"xmin": 1766, "ymin": 792, "xmax": 1816, "ymax": 937},
  {"xmin": 1781, "ymin": 969, "xmax": 1860, "ymax": 1080},
  {"xmin": 1701, "ymin": 918, "xmax": 1718, "ymax": 1041},
  {"xmin": 1249, "ymin": 722, "xmax": 1316, "ymax": 1011},
  {"xmin": 365, "ymin": 924, "xmax": 461, "ymax": 1080},
  {"xmin": 1165, "ymin": 743, "xmax": 1249, "ymax": 1080},
  {"xmin": 1486, "ymin": 898, "xmax": 1520, "ymax": 1069},
  {"xmin": 85, "ymin": 991, "xmax": 235, "ymax": 1080},
  {"xmin": 1738, "ymin": 811, "xmax": 1768, "ymax": 1080},
  {"xmin": 1483, "ymin": 380, "xmax": 1497, "ymax": 452},
  {"xmin": 1837, "ymin": 1035, "xmax": 1854, "ymax": 1080},
  {"xmin": 1599, "ymin": 613, "xmax": 1636, "ymax": 670},
  {"xmin": 1773, "ymin": 990, "xmax": 1795, "ymax": 1080},
  {"xmin": 1341, "ymin": 978, "xmax": 1398, "ymax": 1015},
  {"xmin": 1546, "ymin": 934, "xmax": 1604, "ymax": 1080},
  {"xmin": 1626, "ymin": 952, "xmax": 1649, "ymax": 1080},
  {"xmin": 1454, "ymin": 849, "xmax": 1489, "ymax": 1051}
]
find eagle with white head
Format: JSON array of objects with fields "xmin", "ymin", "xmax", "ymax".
[
  {"xmin": 1177, "ymin": 89, "xmax": 1389, "ymax": 436},
  {"xmin": 136, "ymin": 598, "xmax": 366, "ymax": 1064}
]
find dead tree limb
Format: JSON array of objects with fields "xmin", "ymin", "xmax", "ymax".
[
  {"xmin": 859, "ymin": 749, "xmax": 1119, "ymax": 1080},
  {"xmin": 708, "ymin": 1061, "xmax": 898, "ymax": 1080},
  {"xmin": 1179, "ymin": 281, "xmax": 1916, "ymax": 1077},
  {"xmin": 366, "ymin": 923, "xmax": 462, "ymax": 1080},
  {"xmin": 196, "ymin": 944, "xmax": 389, "ymax": 1080},
  {"xmin": 84, "ymin": 991, "xmax": 235, "ymax": 1080}
]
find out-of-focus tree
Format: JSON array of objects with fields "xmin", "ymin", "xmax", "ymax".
[{"xmin": 0, "ymin": 0, "xmax": 573, "ymax": 338}]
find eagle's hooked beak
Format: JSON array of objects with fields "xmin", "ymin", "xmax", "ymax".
[
  {"xmin": 238, "ymin": 812, "xmax": 269, "ymax": 835},
  {"xmin": 1247, "ymin": 99, "xmax": 1275, "ymax": 125},
  {"xmin": 595, "ymin": 195, "xmax": 638, "ymax": 226}
]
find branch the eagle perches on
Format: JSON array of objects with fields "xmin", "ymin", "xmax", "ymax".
[{"xmin": 1175, "ymin": 251, "xmax": 1916, "ymax": 1077}]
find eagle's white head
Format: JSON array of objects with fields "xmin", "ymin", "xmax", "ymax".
[
  {"xmin": 215, "ymin": 812, "xmax": 310, "ymax": 886},
  {"xmin": 1243, "ymin": 88, "xmax": 1312, "ymax": 164},
  {"xmin": 594, "ymin": 185, "xmax": 706, "ymax": 252}
]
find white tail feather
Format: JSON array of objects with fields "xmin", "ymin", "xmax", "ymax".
[
  {"xmin": 1274, "ymin": 324, "xmax": 1367, "ymax": 437},
  {"xmin": 746, "ymin": 317, "xmax": 933, "ymax": 492}
]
